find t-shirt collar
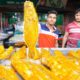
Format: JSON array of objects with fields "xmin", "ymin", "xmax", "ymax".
[
  {"xmin": 46, "ymin": 24, "xmax": 56, "ymax": 31},
  {"xmin": 73, "ymin": 21, "xmax": 80, "ymax": 27}
]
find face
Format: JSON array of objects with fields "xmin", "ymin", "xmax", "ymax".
[
  {"xmin": 75, "ymin": 12, "xmax": 80, "ymax": 22},
  {"xmin": 47, "ymin": 13, "xmax": 57, "ymax": 26}
]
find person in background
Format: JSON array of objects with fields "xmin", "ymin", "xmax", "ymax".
[
  {"xmin": 62, "ymin": 8, "xmax": 80, "ymax": 48},
  {"xmin": 3, "ymin": 23, "xmax": 16, "ymax": 48},
  {"xmin": 11, "ymin": 23, "xmax": 15, "ymax": 34},
  {"xmin": 38, "ymin": 10, "xmax": 61, "ymax": 48}
]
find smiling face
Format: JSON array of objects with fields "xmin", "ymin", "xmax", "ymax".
[
  {"xmin": 47, "ymin": 13, "xmax": 57, "ymax": 26},
  {"xmin": 75, "ymin": 11, "xmax": 80, "ymax": 22}
]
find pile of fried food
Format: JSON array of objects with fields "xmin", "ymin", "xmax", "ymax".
[
  {"xmin": 0, "ymin": 45, "xmax": 80, "ymax": 80},
  {"xmin": 0, "ymin": 1, "xmax": 80, "ymax": 80}
]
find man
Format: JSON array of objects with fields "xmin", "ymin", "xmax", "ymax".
[
  {"xmin": 38, "ymin": 10, "xmax": 60, "ymax": 48},
  {"xmin": 62, "ymin": 8, "xmax": 80, "ymax": 48}
]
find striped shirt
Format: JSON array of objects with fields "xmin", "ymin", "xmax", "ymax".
[
  {"xmin": 65, "ymin": 21, "xmax": 80, "ymax": 48},
  {"xmin": 38, "ymin": 24, "xmax": 60, "ymax": 48}
]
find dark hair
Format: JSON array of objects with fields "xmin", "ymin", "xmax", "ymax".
[
  {"xmin": 75, "ymin": 8, "xmax": 80, "ymax": 15},
  {"xmin": 47, "ymin": 10, "xmax": 57, "ymax": 16}
]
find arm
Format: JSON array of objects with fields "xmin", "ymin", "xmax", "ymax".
[
  {"xmin": 56, "ymin": 40, "xmax": 58, "ymax": 48},
  {"xmin": 38, "ymin": 23, "xmax": 41, "ymax": 33},
  {"xmin": 37, "ymin": 23, "xmax": 41, "ymax": 47},
  {"xmin": 62, "ymin": 32, "xmax": 69, "ymax": 48}
]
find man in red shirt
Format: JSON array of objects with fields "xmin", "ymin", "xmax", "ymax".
[
  {"xmin": 62, "ymin": 8, "xmax": 80, "ymax": 48},
  {"xmin": 38, "ymin": 10, "xmax": 61, "ymax": 48}
]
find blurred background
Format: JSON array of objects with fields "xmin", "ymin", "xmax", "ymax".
[{"xmin": 0, "ymin": 0, "xmax": 80, "ymax": 48}]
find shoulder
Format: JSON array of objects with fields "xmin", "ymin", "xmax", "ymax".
[
  {"xmin": 40, "ymin": 23, "xmax": 46, "ymax": 28},
  {"xmin": 40, "ymin": 23, "xmax": 49, "ymax": 31},
  {"xmin": 67, "ymin": 21, "xmax": 75, "ymax": 27},
  {"xmin": 38, "ymin": 23, "xmax": 47, "ymax": 33}
]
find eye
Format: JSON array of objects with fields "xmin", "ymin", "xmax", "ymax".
[
  {"xmin": 48, "ymin": 16, "xmax": 52, "ymax": 18},
  {"xmin": 53, "ymin": 17, "xmax": 56, "ymax": 19}
]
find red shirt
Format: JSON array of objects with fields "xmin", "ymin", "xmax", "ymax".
[{"xmin": 38, "ymin": 24, "xmax": 60, "ymax": 48}]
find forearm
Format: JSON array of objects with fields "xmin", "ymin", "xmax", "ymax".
[
  {"xmin": 62, "ymin": 36, "xmax": 68, "ymax": 48},
  {"xmin": 56, "ymin": 40, "xmax": 58, "ymax": 48}
]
